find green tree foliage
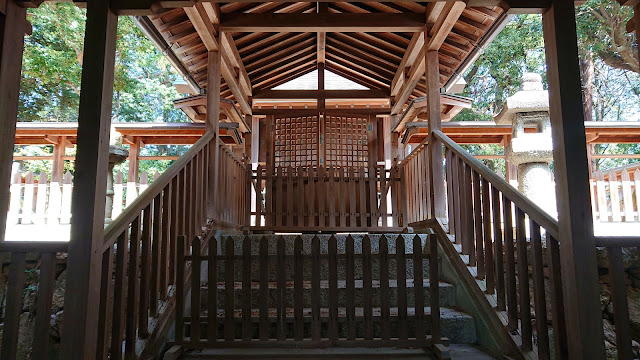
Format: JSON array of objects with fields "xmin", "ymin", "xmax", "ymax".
[{"xmin": 20, "ymin": 2, "xmax": 188, "ymax": 124}]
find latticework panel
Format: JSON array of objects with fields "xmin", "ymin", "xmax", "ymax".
[
  {"xmin": 274, "ymin": 115, "xmax": 319, "ymax": 168},
  {"xmin": 324, "ymin": 115, "xmax": 369, "ymax": 168}
]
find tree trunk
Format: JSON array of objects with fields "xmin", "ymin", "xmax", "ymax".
[{"xmin": 580, "ymin": 51, "xmax": 595, "ymax": 122}]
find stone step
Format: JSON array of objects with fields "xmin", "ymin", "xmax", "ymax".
[
  {"xmin": 219, "ymin": 234, "xmax": 429, "ymax": 256},
  {"xmin": 198, "ymin": 280, "xmax": 456, "ymax": 308},
  {"xmin": 185, "ymin": 306, "xmax": 476, "ymax": 344}
]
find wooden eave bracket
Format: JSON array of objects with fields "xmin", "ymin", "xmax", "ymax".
[{"xmin": 392, "ymin": 94, "xmax": 472, "ymax": 134}]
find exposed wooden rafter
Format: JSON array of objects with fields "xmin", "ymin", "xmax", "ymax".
[
  {"xmin": 219, "ymin": 13, "xmax": 426, "ymax": 32},
  {"xmin": 253, "ymin": 89, "xmax": 391, "ymax": 99}
]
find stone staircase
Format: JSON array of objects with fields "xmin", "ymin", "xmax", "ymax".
[{"xmin": 177, "ymin": 234, "xmax": 481, "ymax": 358}]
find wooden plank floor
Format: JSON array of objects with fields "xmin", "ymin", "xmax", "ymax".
[{"xmin": 179, "ymin": 345, "xmax": 497, "ymax": 359}]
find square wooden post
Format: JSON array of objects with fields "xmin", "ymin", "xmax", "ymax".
[
  {"xmin": 207, "ymin": 49, "xmax": 221, "ymax": 220},
  {"xmin": 61, "ymin": 1, "xmax": 118, "ymax": 358},
  {"xmin": 425, "ymin": 49, "xmax": 446, "ymax": 219},
  {"xmin": 542, "ymin": 1, "xmax": 605, "ymax": 358},
  {"xmin": 0, "ymin": 0, "xmax": 27, "ymax": 243}
]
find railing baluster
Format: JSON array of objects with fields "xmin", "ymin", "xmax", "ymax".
[
  {"xmin": 139, "ymin": 204, "xmax": 152, "ymax": 338},
  {"xmin": 502, "ymin": 195, "xmax": 518, "ymax": 331},
  {"xmin": 396, "ymin": 235, "xmax": 408, "ymax": 340},
  {"xmin": 256, "ymin": 165, "xmax": 263, "ymax": 227},
  {"xmin": 473, "ymin": 170, "xmax": 484, "ymax": 279},
  {"xmin": 294, "ymin": 235, "xmax": 304, "ymax": 340},
  {"xmin": 359, "ymin": 166, "xmax": 367, "ymax": 227},
  {"xmin": 1, "ymin": 252, "xmax": 26, "ymax": 360},
  {"xmin": 369, "ymin": 165, "xmax": 377, "ymax": 227},
  {"xmin": 608, "ymin": 246, "xmax": 634, "ymax": 360},
  {"xmin": 94, "ymin": 248, "xmax": 113, "ymax": 360},
  {"xmin": 287, "ymin": 165, "xmax": 295, "ymax": 227},
  {"xmin": 547, "ymin": 235, "xmax": 568, "ymax": 359},
  {"xmin": 311, "ymin": 235, "xmax": 321, "ymax": 341},
  {"xmin": 150, "ymin": 193, "xmax": 162, "ymax": 317},
  {"xmin": 259, "ymin": 236, "xmax": 269, "ymax": 341},
  {"xmin": 529, "ymin": 219, "xmax": 549, "ymax": 359},
  {"xmin": 491, "ymin": 185, "xmax": 505, "ymax": 310},
  {"xmin": 111, "ymin": 230, "xmax": 128, "ymax": 359},
  {"xmin": 191, "ymin": 236, "xmax": 202, "ymax": 345},
  {"xmin": 276, "ymin": 235, "xmax": 286, "ymax": 341},
  {"xmin": 176, "ymin": 235, "xmax": 185, "ymax": 344},
  {"xmin": 160, "ymin": 184, "xmax": 170, "ymax": 299},
  {"xmin": 346, "ymin": 235, "xmax": 356, "ymax": 340},
  {"xmin": 413, "ymin": 235, "xmax": 425, "ymax": 340},
  {"xmin": 328, "ymin": 234, "xmax": 339, "ymax": 342},
  {"xmin": 276, "ymin": 166, "xmax": 283, "ymax": 227},
  {"xmin": 379, "ymin": 235, "xmax": 390, "ymax": 341},
  {"xmin": 445, "ymin": 148, "xmax": 455, "ymax": 233},
  {"xmin": 125, "ymin": 216, "xmax": 141, "ymax": 357},
  {"xmin": 362, "ymin": 235, "xmax": 373, "ymax": 340},
  {"xmin": 429, "ymin": 229, "xmax": 441, "ymax": 344},
  {"xmin": 515, "ymin": 208, "xmax": 532, "ymax": 351},
  {"xmin": 208, "ymin": 235, "xmax": 218, "ymax": 344},
  {"xmin": 481, "ymin": 177, "xmax": 494, "ymax": 294},
  {"xmin": 242, "ymin": 235, "xmax": 252, "ymax": 341},
  {"xmin": 452, "ymin": 155, "xmax": 462, "ymax": 242},
  {"xmin": 349, "ymin": 167, "xmax": 357, "ymax": 228},
  {"xmin": 225, "ymin": 236, "xmax": 235, "ymax": 342},
  {"xmin": 298, "ymin": 166, "xmax": 305, "ymax": 228},
  {"xmin": 379, "ymin": 165, "xmax": 387, "ymax": 227}
]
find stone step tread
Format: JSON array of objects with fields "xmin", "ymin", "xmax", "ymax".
[
  {"xmin": 180, "ymin": 345, "xmax": 494, "ymax": 359},
  {"xmin": 189, "ymin": 306, "xmax": 472, "ymax": 321},
  {"xmin": 202, "ymin": 280, "xmax": 452, "ymax": 291}
]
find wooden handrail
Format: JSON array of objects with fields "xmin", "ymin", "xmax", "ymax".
[
  {"xmin": 0, "ymin": 241, "xmax": 68, "ymax": 253},
  {"xmin": 594, "ymin": 236, "xmax": 640, "ymax": 247},
  {"xmin": 104, "ymin": 132, "xmax": 215, "ymax": 245},
  {"xmin": 434, "ymin": 130, "xmax": 559, "ymax": 239},
  {"xmin": 397, "ymin": 137, "xmax": 427, "ymax": 168}
]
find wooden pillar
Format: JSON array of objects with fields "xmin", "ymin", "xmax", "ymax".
[
  {"xmin": 51, "ymin": 136, "xmax": 67, "ymax": 183},
  {"xmin": 367, "ymin": 116, "xmax": 378, "ymax": 166},
  {"xmin": 391, "ymin": 131, "xmax": 400, "ymax": 162},
  {"xmin": 542, "ymin": 2, "xmax": 604, "ymax": 358},
  {"xmin": 425, "ymin": 49, "xmax": 446, "ymax": 219},
  {"xmin": 0, "ymin": 0, "xmax": 27, "ymax": 243},
  {"xmin": 383, "ymin": 117, "xmax": 392, "ymax": 169},
  {"xmin": 207, "ymin": 48, "xmax": 221, "ymax": 220},
  {"xmin": 251, "ymin": 116, "xmax": 259, "ymax": 167},
  {"xmin": 318, "ymin": 62, "xmax": 325, "ymax": 110},
  {"xmin": 127, "ymin": 138, "xmax": 140, "ymax": 182},
  {"xmin": 61, "ymin": 1, "xmax": 118, "ymax": 357}
]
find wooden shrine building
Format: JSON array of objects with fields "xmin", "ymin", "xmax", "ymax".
[{"xmin": 1, "ymin": 0, "xmax": 639, "ymax": 359}]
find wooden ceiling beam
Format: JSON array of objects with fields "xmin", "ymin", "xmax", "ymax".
[
  {"xmin": 390, "ymin": 43, "xmax": 426, "ymax": 115},
  {"xmin": 221, "ymin": 32, "xmax": 252, "ymax": 97},
  {"xmin": 427, "ymin": 1, "xmax": 466, "ymax": 51},
  {"xmin": 391, "ymin": 32, "xmax": 424, "ymax": 97},
  {"xmin": 249, "ymin": 47, "xmax": 316, "ymax": 79},
  {"xmin": 247, "ymin": 40, "xmax": 315, "ymax": 72},
  {"xmin": 253, "ymin": 89, "xmax": 391, "ymax": 99},
  {"xmin": 184, "ymin": 3, "xmax": 219, "ymax": 51},
  {"xmin": 219, "ymin": 13, "xmax": 426, "ymax": 32}
]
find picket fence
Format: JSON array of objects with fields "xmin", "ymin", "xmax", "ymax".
[
  {"xmin": 7, "ymin": 169, "xmax": 159, "ymax": 225},
  {"xmin": 591, "ymin": 168, "xmax": 640, "ymax": 222}
]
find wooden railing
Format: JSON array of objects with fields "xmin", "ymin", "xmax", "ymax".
[
  {"xmin": 0, "ymin": 241, "xmax": 68, "ymax": 360},
  {"xmin": 251, "ymin": 165, "xmax": 406, "ymax": 232},
  {"xmin": 213, "ymin": 146, "xmax": 250, "ymax": 228},
  {"xmin": 594, "ymin": 235, "xmax": 640, "ymax": 360},
  {"xmin": 94, "ymin": 132, "xmax": 216, "ymax": 360},
  {"xmin": 433, "ymin": 130, "xmax": 569, "ymax": 359},
  {"xmin": 175, "ymin": 232, "xmax": 443, "ymax": 349},
  {"xmin": 398, "ymin": 140, "xmax": 430, "ymax": 225},
  {"xmin": 591, "ymin": 169, "xmax": 640, "ymax": 223}
]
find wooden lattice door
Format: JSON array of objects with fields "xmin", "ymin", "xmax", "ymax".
[{"xmin": 272, "ymin": 112, "xmax": 371, "ymax": 168}]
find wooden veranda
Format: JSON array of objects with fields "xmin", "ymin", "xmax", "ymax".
[{"xmin": 1, "ymin": 0, "xmax": 639, "ymax": 359}]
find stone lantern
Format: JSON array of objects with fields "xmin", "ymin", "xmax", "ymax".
[
  {"xmin": 494, "ymin": 73, "xmax": 557, "ymax": 216},
  {"xmin": 105, "ymin": 128, "xmax": 129, "ymax": 223}
]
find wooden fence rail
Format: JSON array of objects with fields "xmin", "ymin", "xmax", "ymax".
[
  {"xmin": 0, "ymin": 241, "xmax": 68, "ymax": 360},
  {"xmin": 591, "ymin": 169, "xmax": 640, "ymax": 223},
  {"xmin": 250, "ymin": 165, "xmax": 405, "ymax": 232},
  {"xmin": 398, "ymin": 140, "xmax": 430, "ymax": 225},
  {"xmin": 593, "ymin": 236, "xmax": 640, "ymax": 360},
  {"xmin": 175, "ymin": 232, "xmax": 442, "ymax": 348},
  {"xmin": 6, "ymin": 169, "xmax": 161, "ymax": 225},
  {"xmin": 433, "ymin": 130, "xmax": 569, "ymax": 359}
]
